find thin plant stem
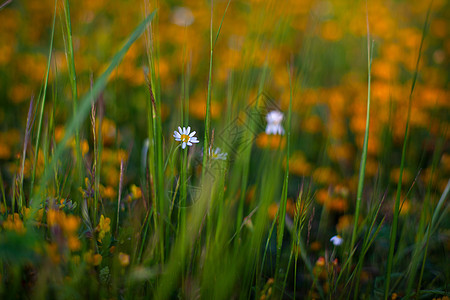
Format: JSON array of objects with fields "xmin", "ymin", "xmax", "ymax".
[
  {"xmin": 116, "ymin": 160, "xmax": 124, "ymax": 236},
  {"xmin": 349, "ymin": 1, "xmax": 373, "ymax": 280},
  {"xmin": 30, "ymin": 0, "xmax": 57, "ymax": 198},
  {"xmin": 0, "ymin": 170, "xmax": 6, "ymax": 213},
  {"xmin": 275, "ymin": 62, "xmax": 294, "ymax": 288},
  {"xmin": 202, "ymin": 0, "xmax": 214, "ymax": 177},
  {"xmin": 62, "ymin": 0, "xmax": 83, "ymax": 184},
  {"xmin": 27, "ymin": 11, "xmax": 157, "ymax": 221},
  {"xmin": 19, "ymin": 96, "xmax": 34, "ymax": 211},
  {"xmin": 383, "ymin": 4, "xmax": 430, "ymax": 298}
]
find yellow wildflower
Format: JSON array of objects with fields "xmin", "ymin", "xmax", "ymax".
[
  {"xmin": 84, "ymin": 250, "xmax": 102, "ymax": 266},
  {"xmin": 101, "ymin": 185, "xmax": 117, "ymax": 199},
  {"xmin": 68, "ymin": 236, "xmax": 81, "ymax": 252},
  {"xmin": 63, "ymin": 215, "xmax": 80, "ymax": 234},
  {"xmin": 3, "ymin": 213, "xmax": 26, "ymax": 234},
  {"xmin": 96, "ymin": 215, "xmax": 111, "ymax": 241},
  {"xmin": 100, "ymin": 118, "xmax": 116, "ymax": 146},
  {"xmin": 118, "ymin": 252, "xmax": 130, "ymax": 267},
  {"xmin": 130, "ymin": 184, "xmax": 142, "ymax": 200},
  {"xmin": 47, "ymin": 209, "xmax": 61, "ymax": 227}
]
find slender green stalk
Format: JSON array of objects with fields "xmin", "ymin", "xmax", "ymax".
[
  {"xmin": 154, "ymin": 177, "xmax": 213, "ymax": 299},
  {"xmin": 241, "ymin": 159, "xmax": 281, "ymax": 299},
  {"xmin": 402, "ymin": 146, "xmax": 440, "ymax": 297},
  {"xmin": 144, "ymin": 4, "xmax": 166, "ymax": 263},
  {"xmin": 283, "ymin": 189, "xmax": 313, "ymax": 297},
  {"xmin": 383, "ymin": 5, "xmax": 430, "ymax": 298},
  {"xmin": 349, "ymin": 3, "xmax": 373, "ymax": 280},
  {"xmin": 213, "ymin": 0, "xmax": 232, "ymax": 49},
  {"xmin": 19, "ymin": 96, "xmax": 34, "ymax": 211},
  {"xmin": 62, "ymin": 0, "xmax": 83, "ymax": 185},
  {"xmin": 0, "ymin": 170, "xmax": 6, "ymax": 213},
  {"xmin": 414, "ymin": 148, "xmax": 446, "ymax": 298},
  {"xmin": 202, "ymin": 0, "xmax": 232, "ymax": 177},
  {"xmin": 27, "ymin": 11, "xmax": 157, "ymax": 220},
  {"xmin": 177, "ymin": 148, "xmax": 187, "ymax": 238},
  {"xmin": 116, "ymin": 160, "xmax": 124, "ymax": 236},
  {"xmin": 12, "ymin": 176, "xmax": 16, "ymax": 214},
  {"xmin": 178, "ymin": 33, "xmax": 190, "ymax": 243},
  {"xmin": 136, "ymin": 207, "xmax": 153, "ymax": 264},
  {"xmin": 30, "ymin": 0, "xmax": 57, "ymax": 197},
  {"xmin": 144, "ymin": 71, "xmax": 161, "ymax": 262},
  {"xmin": 406, "ymin": 179, "xmax": 449, "ymax": 299},
  {"xmin": 49, "ymin": 63, "xmax": 59, "ymax": 202},
  {"xmin": 202, "ymin": 0, "xmax": 214, "ymax": 176},
  {"xmin": 352, "ymin": 197, "xmax": 385, "ymax": 298},
  {"xmin": 275, "ymin": 63, "xmax": 294, "ymax": 288},
  {"xmin": 235, "ymin": 62, "xmax": 269, "ymax": 232}
]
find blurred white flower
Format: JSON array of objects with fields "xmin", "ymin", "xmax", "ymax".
[
  {"xmin": 209, "ymin": 147, "xmax": 228, "ymax": 160},
  {"xmin": 173, "ymin": 126, "xmax": 199, "ymax": 149},
  {"xmin": 171, "ymin": 7, "xmax": 195, "ymax": 27},
  {"xmin": 265, "ymin": 110, "xmax": 285, "ymax": 135},
  {"xmin": 330, "ymin": 235, "xmax": 343, "ymax": 246}
]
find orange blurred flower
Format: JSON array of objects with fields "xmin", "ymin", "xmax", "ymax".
[{"xmin": 256, "ymin": 133, "xmax": 286, "ymax": 150}]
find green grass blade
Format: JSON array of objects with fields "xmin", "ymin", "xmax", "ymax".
[
  {"xmin": 202, "ymin": 0, "xmax": 214, "ymax": 176},
  {"xmin": 28, "ymin": 10, "xmax": 157, "ymax": 218},
  {"xmin": 415, "ymin": 178, "xmax": 450, "ymax": 297},
  {"xmin": 62, "ymin": 0, "xmax": 83, "ymax": 184},
  {"xmin": 349, "ymin": 3, "xmax": 373, "ymax": 282},
  {"xmin": 0, "ymin": 170, "xmax": 6, "ymax": 213},
  {"xmin": 213, "ymin": 0, "xmax": 232, "ymax": 49},
  {"xmin": 275, "ymin": 63, "xmax": 294, "ymax": 288},
  {"xmin": 383, "ymin": 4, "xmax": 431, "ymax": 299},
  {"xmin": 30, "ymin": 0, "xmax": 57, "ymax": 196},
  {"xmin": 144, "ymin": 6, "xmax": 166, "ymax": 263}
]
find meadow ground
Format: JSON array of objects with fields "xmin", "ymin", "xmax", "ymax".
[{"xmin": 0, "ymin": 0, "xmax": 449, "ymax": 299}]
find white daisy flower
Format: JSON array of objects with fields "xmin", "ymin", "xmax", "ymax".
[
  {"xmin": 173, "ymin": 126, "xmax": 199, "ymax": 149},
  {"xmin": 330, "ymin": 235, "xmax": 343, "ymax": 246},
  {"xmin": 209, "ymin": 147, "xmax": 228, "ymax": 160},
  {"xmin": 265, "ymin": 110, "xmax": 285, "ymax": 135}
]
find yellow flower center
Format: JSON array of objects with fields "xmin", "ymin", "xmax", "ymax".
[{"xmin": 181, "ymin": 134, "xmax": 190, "ymax": 142}]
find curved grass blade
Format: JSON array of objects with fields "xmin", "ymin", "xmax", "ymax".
[
  {"xmin": 275, "ymin": 62, "xmax": 294, "ymax": 290},
  {"xmin": 30, "ymin": 0, "xmax": 57, "ymax": 197},
  {"xmin": 349, "ymin": 1, "xmax": 373, "ymax": 273},
  {"xmin": 383, "ymin": 3, "xmax": 431, "ymax": 299},
  {"xmin": 27, "ymin": 10, "xmax": 157, "ymax": 218}
]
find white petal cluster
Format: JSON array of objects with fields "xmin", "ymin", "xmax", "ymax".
[
  {"xmin": 265, "ymin": 110, "xmax": 285, "ymax": 135},
  {"xmin": 209, "ymin": 147, "xmax": 228, "ymax": 160},
  {"xmin": 173, "ymin": 126, "xmax": 199, "ymax": 149},
  {"xmin": 330, "ymin": 235, "xmax": 343, "ymax": 246}
]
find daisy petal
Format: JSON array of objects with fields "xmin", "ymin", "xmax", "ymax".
[
  {"xmin": 182, "ymin": 142, "xmax": 186, "ymax": 149},
  {"xmin": 189, "ymin": 131, "xmax": 196, "ymax": 137}
]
